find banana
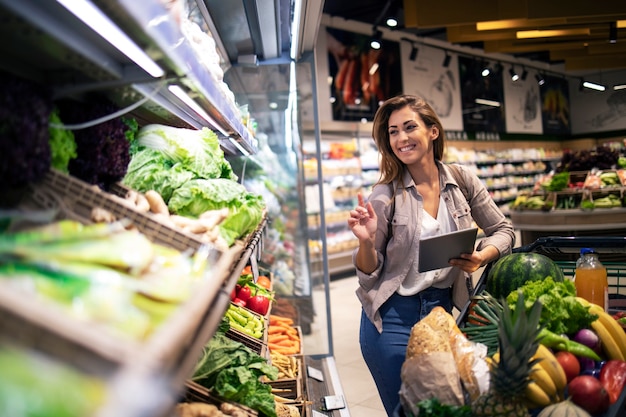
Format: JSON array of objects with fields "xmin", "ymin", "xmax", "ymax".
[
  {"xmin": 590, "ymin": 317, "xmax": 625, "ymax": 361},
  {"xmin": 588, "ymin": 303, "xmax": 626, "ymax": 359},
  {"xmin": 525, "ymin": 381, "xmax": 552, "ymax": 408},
  {"xmin": 530, "ymin": 363, "xmax": 558, "ymax": 400},
  {"xmin": 534, "ymin": 344, "xmax": 567, "ymax": 394}
]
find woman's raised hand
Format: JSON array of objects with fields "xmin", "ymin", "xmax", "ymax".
[{"xmin": 347, "ymin": 193, "xmax": 377, "ymax": 241}]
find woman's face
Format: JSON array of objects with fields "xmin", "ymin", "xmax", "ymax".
[{"xmin": 387, "ymin": 106, "xmax": 438, "ymax": 167}]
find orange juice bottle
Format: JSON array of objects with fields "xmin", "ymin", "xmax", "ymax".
[{"xmin": 574, "ymin": 248, "xmax": 608, "ymax": 311}]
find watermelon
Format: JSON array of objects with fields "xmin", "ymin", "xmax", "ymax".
[{"xmin": 485, "ymin": 252, "xmax": 564, "ymax": 299}]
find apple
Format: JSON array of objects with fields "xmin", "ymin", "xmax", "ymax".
[
  {"xmin": 555, "ymin": 351, "xmax": 581, "ymax": 383},
  {"xmin": 568, "ymin": 375, "xmax": 610, "ymax": 415}
]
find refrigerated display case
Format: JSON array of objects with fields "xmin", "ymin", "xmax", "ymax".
[{"xmin": 0, "ymin": 0, "xmax": 349, "ymax": 416}]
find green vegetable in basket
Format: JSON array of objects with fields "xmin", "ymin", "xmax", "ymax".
[
  {"xmin": 545, "ymin": 171, "xmax": 569, "ymax": 191},
  {"xmin": 48, "ymin": 107, "xmax": 77, "ymax": 173},
  {"xmin": 507, "ymin": 277, "xmax": 598, "ymax": 335},
  {"xmin": 0, "ymin": 347, "xmax": 106, "ymax": 417},
  {"xmin": 192, "ymin": 332, "xmax": 278, "ymax": 417},
  {"xmin": 168, "ymin": 178, "xmax": 265, "ymax": 246}
]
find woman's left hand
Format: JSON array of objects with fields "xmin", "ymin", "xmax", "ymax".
[{"xmin": 448, "ymin": 251, "xmax": 485, "ymax": 273}]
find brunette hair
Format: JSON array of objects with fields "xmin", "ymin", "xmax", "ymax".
[{"xmin": 372, "ymin": 95, "xmax": 445, "ymax": 185}]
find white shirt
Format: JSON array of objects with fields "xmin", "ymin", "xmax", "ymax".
[{"xmin": 397, "ymin": 195, "xmax": 457, "ymax": 295}]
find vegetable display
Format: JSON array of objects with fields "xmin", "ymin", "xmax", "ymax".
[{"xmin": 0, "ymin": 71, "xmax": 53, "ymax": 199}]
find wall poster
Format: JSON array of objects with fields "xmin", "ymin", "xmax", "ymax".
[
  {"xmin": 400, "ymin": 43, "xmax": 463, "ymax": 131},
  {"xmin": 326, "ymin": 27, "xmax": 403, "ymax": 122},
  {"xmin": 458, "ymin": 56, "xmax": 506, "ymax": 133},
  {"xmin": 570, "ymin": 71, "xmax": 626, "ymax": 134},
  {"xmin": 540, "ymin": 75, "xmax": 571, "ymax": 136},
  {"xmin": 503, "ymin": 65, "xmax": 543, "ymax": 134}
]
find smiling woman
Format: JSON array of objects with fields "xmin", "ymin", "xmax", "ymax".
[{"xmin": 346, "ymin": 94, "xmax": 515, "ymax": 414}]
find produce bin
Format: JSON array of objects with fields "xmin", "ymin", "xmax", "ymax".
[{"xmin": 456, "ymin": 236, "xmax": 626, "ymax": 417}]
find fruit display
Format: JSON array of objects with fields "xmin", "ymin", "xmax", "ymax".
[{"xmin": 397, "ymin": 246, "xmax": 626, "ymax": 417}]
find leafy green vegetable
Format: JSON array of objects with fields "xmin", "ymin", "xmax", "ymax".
[
  {"xmin": 192, "ymin": 332, "xmax": 278, "ymax": 417},
  {"xmin": 545, "ymin": 171, "xmax": 569, "ymax": 191},
  {"xmin": 506, "ymin": 277, "xmax": 597, "ymax": 335},
  {"xmin": 168, "ymin": 178, "xmax": 265, "ymax": 246},
  {"xmin": 137, "ymin": 124, "xmax": 236, "ymax": 181},
  {"xmin": 48, "ymin": 107, "xmax": 77, "ymax": 173},
  {"xmin": 122, "ymin": 148, "xmax": 195, "ymax": 201}
]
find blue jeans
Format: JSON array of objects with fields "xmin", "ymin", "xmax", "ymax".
[{"xmin": 360, "ymin": 288, "xmax": 452, "ymax": 416}]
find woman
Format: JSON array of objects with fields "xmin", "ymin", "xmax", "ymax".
[{"xmin": 347, "ymin": 95, "xmax": 515, "ymax": 415}]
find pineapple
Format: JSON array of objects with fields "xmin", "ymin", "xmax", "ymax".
[{"xmin": 471, "ymin": 291, "xmax": 543, "ymax": 417}]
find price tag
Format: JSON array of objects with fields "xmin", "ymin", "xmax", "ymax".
[
  {"xmin": 322, "ymin": 395, "xmax": 346, "ymax": 411},
  {"xmin": 307, "ymin": 365, "xmax": 324, "ymax": 381}
]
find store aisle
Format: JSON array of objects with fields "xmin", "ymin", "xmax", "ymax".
[{"xmin": 329, "ymin": 275, "xmax": 387, "ymax": 417}]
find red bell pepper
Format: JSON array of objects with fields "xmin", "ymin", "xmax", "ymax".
[{"xmin": 599, "ymin": 359, "xmax": 626, "ymax": 404}]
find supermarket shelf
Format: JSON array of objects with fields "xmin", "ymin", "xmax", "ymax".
[{"xmin": 0, "ymin": 0, "xmax": 256, "ymax": 155}]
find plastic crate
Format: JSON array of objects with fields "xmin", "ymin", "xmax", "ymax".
[{"xmin": 459, "ymin": 236, "xmax": 626, "ymax": 417}]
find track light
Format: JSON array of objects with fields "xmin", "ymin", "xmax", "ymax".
[
  {"xmin": 481, "ymin": 67, "xmax": 490, "ymax": 76},
  {"xmin": 386, "ymin": 17, "xmax": 398, "ymax": 27},
  {"xmin": 370, "ymin": 29, "xmax": 383, "ymax": 50},
  {"xmin": 521, "ymin": 68, "xmax": 528, "ymax": 81},
  {"xmin": 442, "ymin": 52, "xmax": 451, "ymax": 67},
  {"xmin": 610, "ymin": 21, "xmax": 617, "ymax": 43},
  {"xmin": 535, "ymin": 73, "xmax": 545, "ymax": 86},
  {"xmin": 509, "ymin": 67, "xmax": 519, "ymax": 81},
  {"xmin": 409, "ymin": 43, "xmax": 418, "ymax": 61}
]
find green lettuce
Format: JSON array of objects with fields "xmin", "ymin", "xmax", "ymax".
[
  {"xmin": 168, "ymin": 179, "xmax": 265, "ymax": 245},
  {"xmin": 507, "ymin": 277, "xmax": 597, "ymax": 335},
  {"xmin": 122, "ymin": 148, "xmax": 195, "ymax": 201},
  {"xmin": 136, "ymin": 124, "xmax": 236, "ymax": 181}
]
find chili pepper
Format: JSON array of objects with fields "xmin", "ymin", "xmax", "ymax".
[
  {"xmin": 599, "ymin": 359, "xmax": 626, "ymax": 404},
  {"xmin": 538, "ymin": 328, "xmax": 602, "ymax": 361}
]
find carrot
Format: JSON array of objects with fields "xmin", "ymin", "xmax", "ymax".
[{"xmin": 268, "ymin": 334, "xmax": 289, "ymax": 343}]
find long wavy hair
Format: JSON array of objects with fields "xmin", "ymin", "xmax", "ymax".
[{"xmin": 372, "ymin": 95, "xmax": 445, "ymax": 186}]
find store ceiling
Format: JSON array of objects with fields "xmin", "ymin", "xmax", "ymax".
[{"xmin": 322, "ymin": 0, "xmax": 626, "ymax": 76}]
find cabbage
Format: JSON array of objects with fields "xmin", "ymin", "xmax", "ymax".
[
  {"xmin": 168, "ymin": 179, "xmax": 265, "ymax": 245},
  {"xmin": 136, "ymin": 124, "xmax": 236, "ymax": 181}
]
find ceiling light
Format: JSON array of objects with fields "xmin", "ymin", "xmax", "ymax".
[
  {"xmin": 475, "ymin": 98, "xmax": 501, "ymax": 107},
  {"xmin": 618, "ymin": 20, "xmax": 626, "ymax": 28},
  {"xmin": 481, "ymin": 67, "xmax": 490, "ymax": 77},
  {"xmin": 516, "ymin": 28, "xmax": 591, "ymax": 39},
  {"xmin": 476, "ymin": 18, "xmax": 567, "ymax": 31},
  {"xmin": 370, "ymin": 29, "xmax": 383, "ymax": 50},
  {"xmin": 386, "ymin": 17, "xmax": 398, "ymax": 27},
  {"xmin": 56, "ymin": 0, "xmax": 164, "ymax": 77},
  {"xmin": 535, "ymin": 74, "xmax": 545, "ymax": 86},
  {"xmin": 442, "ymin": 52, "xmax": 451, "ymax": 68},
  {"xmin": 509, "ymin": 68, "xmax": 519, "ymax": 82},
  {"xmin": 613, "ymin": 84, "xmax": 626, "ymax": 90},
  {"xmin": 409, "ymin": 44, "xmax": 418, "ymax": 61},
  {"xmin": 582, "ymin": 81, "xmax": 606, "ymax": 91}
]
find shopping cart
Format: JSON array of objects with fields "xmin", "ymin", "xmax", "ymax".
[{"xmin": 458, "ymin": 236, "xmax": 626, "ymax": 417}]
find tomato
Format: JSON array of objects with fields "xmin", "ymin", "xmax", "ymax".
[
  {"xmin": 256, "ymin": 275, "xmax": 271, "ymax": 290},
  {"xmin": 247, "ymin": 295, "xmax": 270, "ymax": 315},
  {"xmin": 236, "ymin": 285, "xmax": 252, "ymax": 303},
  {"xmin": 555, "ymin": 351, "xmax": 581, "ymax": 383}
]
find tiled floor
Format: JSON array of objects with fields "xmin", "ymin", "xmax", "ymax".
[{"xmin": 328, "ymin": 274, "xmax": 387, "ymax": 417}]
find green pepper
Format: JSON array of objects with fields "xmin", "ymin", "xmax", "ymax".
[{"xmin": 538, "ymin": 328, "xmax": 601, "ymax": 361}]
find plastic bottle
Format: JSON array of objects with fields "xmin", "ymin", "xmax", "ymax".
[{"xmin": 574, "ymin": 248, "xmax": 609, "ymax": 311}]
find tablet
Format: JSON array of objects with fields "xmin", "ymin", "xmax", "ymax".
[{"xmin": 418, "ymin": 228, "xmax": 478, "ymax": 272}]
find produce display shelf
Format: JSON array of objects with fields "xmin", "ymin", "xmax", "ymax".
[
  {"xmin": 457, "ymin": 236, "xmax": 626, "ymax": 417},
  {"xmin": 3, "ymin": 169, "xmax": 274, "ymax": 417}
]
